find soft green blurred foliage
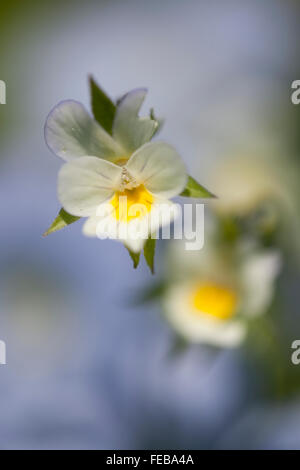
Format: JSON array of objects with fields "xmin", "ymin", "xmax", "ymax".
[{"xmin": 0, "ymin": 0, "xmax": 110, "ymax": 155}]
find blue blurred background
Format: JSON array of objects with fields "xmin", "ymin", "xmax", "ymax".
[{"xmin": 0, "ymin": 0, "xmax": 300, "ymax": 449}]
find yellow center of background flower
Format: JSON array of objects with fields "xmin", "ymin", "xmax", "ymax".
[
  {"xmin": 190, "ymin": 282, "xmax": 237, "ymax": 321},
  {"xmin": 110, "ymin": 185, "xmax": 154, "ymax": 222}
]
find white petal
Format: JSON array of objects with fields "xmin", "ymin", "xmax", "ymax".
[
  {"xmin": 82, "ymin": 198, "xmax": 179, "ymax": 253},
  {"xmin": 82, "ymin": 216, "xmax": 100, "ymax": 237},
  {"xmin": 120, "ymin": 199, "xmax": 179, "ymax": 252},
  {"xmin": 84, "ymin": 217, "xmax": 147, "ymax": 253},
  {"xmin": 163, "ymin": 283, "xmax": 246, "ymax": 348},
  {"xmin": 126, "ymin": 142, "xmax": 187, "ymax": 198},
  {"xmin": 122, "ymin": 235, "xmax": 147, "ymax": 254},
  {"xmin": 146, "ymin": 199, "xmax": 180, "ymax": 234},
  {"xmin": 45, "ymin": 100, "xmax": 123, "ymax": 161},
  {"xmin": 112, "ymin": 89, "xmax": 157, "ymax": 154},
  {"xmin": 242, "ymin": 251, "xmax": 281, "ymax": 316},
  {"xmin": 82, "ymin": 209, "xmax": 147, "ymax": 252},
  {"xmin": 58, "ymin": 156, "xmax": 122, "ymax": 217}
]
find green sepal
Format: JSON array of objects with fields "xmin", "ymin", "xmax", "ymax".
[
  {"xmin": 143, "ymin": 236, "xmax": 156, "ymax": 274},
  {"xmin": 149, "ymin": 108, "xmax": 164, "ymax": 136},
  {"xmin": 43, "ymin": 208, "xmax": 80, "ymax": 236},
  {"xmin": 89, "ymin": 76, "xmax": 116, "ymax": 135},
  {"xmin": 126, "ymin": 247, "xmax": 141, "ymax": 269},
  {"xmin": 180, "ymin": 175, "xmax": 215, "ymax": 198}
]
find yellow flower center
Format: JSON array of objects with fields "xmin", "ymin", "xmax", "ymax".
[
  {"xmin": 190, "ymin": 282, "xmax": 238, "ymax": 321},
  {"xmin": 110, "ymin": 185, "xmax": 154, "ymax": 222}
]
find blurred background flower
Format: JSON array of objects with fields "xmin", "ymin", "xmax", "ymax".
[
  {"xmin": 163, "ymin": 236, "xmax": 281, "ymax": 347},
  {"xmin": 0, "ymin": 0, "xmax": 300, "ymax": 450}
]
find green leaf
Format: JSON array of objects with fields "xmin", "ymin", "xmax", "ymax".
[
  {"xmin": 89, "ymin": 76, "xmax": 116, "ymax": 135},
  {"xmin": 126, "ymin": 247, "xmax": 141, "ymax": 269},
  {"xmin": 180, "ymin": 175, "xmax": 216, "ymax": 198},
  {"xmin": 144, "ymin": 236, "xmax": 156, "ymax": 274},
  {"xmin": 43, "ymin": 208, "xmax": 80, "ymax": 236}
]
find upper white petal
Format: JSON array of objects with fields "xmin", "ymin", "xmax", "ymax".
[
  {"xmin": 125, "ymin": 142, "xmax": 187, "ymax": 198},
  {"xmin": 58, "ymin": 156, "xmax": 122, "ymax": 217},
  {"xmin": 45, "ymin": 100, "xmax": 123, "ymax": 161},
  {"xmin": 112, "ymin": 89, "xmax": 157, "ymax": 154}
]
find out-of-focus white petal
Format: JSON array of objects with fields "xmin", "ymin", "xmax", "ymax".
[
  {"xmin": 112, "ymin": 89, "xmax": 157, "ymax": 154},
  {"xmin": 163, "ymin": 283, "xmax": 246, "ymax": 348},
  {"xmin": 45, "ymin": 100, "xmax": 123, "ymax": 161},
  {"xmin": 58, "ymin": 156, "xmax": 122, "ymax": 217},
  {"xmin": 241, "ymin": 251, "xmax": 281, "ymax": 316},
  {"xmin": 126, "ymin": 142, "xmax": 187, "ymax": 198}
]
